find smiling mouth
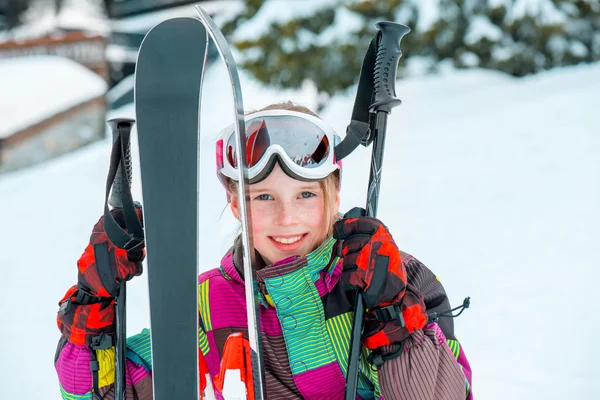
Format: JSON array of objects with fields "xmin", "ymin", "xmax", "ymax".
[{"xmin": 271, "ymin": 234, "xmax": 305, "ymax": 244}]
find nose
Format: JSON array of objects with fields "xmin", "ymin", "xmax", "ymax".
[{"xmin": 275, "ymin": 200, "xmax": 298, "ymax": 226}]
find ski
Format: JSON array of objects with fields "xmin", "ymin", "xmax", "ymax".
[
  {"xmin": 195, "ymin": 6, "xmax": 266, "ymax": 399},
  {"xmin": 135, "ymin": 17, "xmax": 207, "ymax": 399}
]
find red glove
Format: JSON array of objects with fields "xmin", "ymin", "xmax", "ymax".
[
  {"xmin": 333, "ymin": 208, "xmax": 427, "ymax": 349},
  {"xmin": 57, "ymin": 207, "xmax": 144, "ymax": 347},
  {"xmin": 77, "ymin": 207, "xmax": 145, "ymax": 298}
]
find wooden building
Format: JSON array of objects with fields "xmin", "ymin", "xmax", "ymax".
[{"xmin": 0, "ymin": 56, "xmax": 107, "ymax": 173}]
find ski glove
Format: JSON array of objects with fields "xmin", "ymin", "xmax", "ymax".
[
  {"xmin": 333, "ymin": 207, "xmax": 428, "ymax": 350},
  {"xmin": 77, "ymin": 207, "xmax": 145, "ymax": 298},
  {"xmin": 57, "ymin": 207, "xmax": 144, "ymax": 347}
]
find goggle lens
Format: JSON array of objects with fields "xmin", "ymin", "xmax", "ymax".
[{"xmin": 225, "ymin": 115, "xmax": 331, "ymax": 169}]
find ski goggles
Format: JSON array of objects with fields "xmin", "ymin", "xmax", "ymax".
[{"xmin": 216, "ymin": 110, "xmax": 342, "ymax": 184}]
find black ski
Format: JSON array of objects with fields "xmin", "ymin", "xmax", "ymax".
[{"xmin": 135, "ymin": 17, "xmax": 207, "ymax": 399}]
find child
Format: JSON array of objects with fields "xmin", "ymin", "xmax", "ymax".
[{"xmin": 55, "ymin": 102, "xmax": 472, "ymax": 399}]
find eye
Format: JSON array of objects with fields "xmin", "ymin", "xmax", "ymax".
[
  {"xmin": 255, "ymin": 194, "xmax": 272, "ymax": 201},
  {"xmin": 299, "ymin": 192, "xmax": 315, "ymax": 199}
]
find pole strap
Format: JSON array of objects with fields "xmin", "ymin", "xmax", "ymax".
[
  {"xmin": 102, "ymin": 126, "xmax": 144, "ymax": 251},
  {"xmin": 334, "ymin": 34, "xmax": 379, "ymax": 161}
]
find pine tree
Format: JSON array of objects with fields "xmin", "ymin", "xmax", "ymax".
[
  {"xmin": 230, "ymin": 0, "xmax": 418, "ymax": 108},
  {"xmin": 552, "ymin": 0, "xmax": 600, "ymax": 64},
  {"xmin": 224, "ymin": 0, "xmax": 600, "ymax": 97}
]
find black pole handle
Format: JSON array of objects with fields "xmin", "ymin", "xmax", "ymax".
[
  {"xmin": 371, "ymin": 22, "xmax": 410, "ymax": 113},
  {"xmin": 106, "ymin": 117, "xmax": 135, "ymax": 400},
  {"xmin": 107, "ymin": 118, "xmax": 135, "ymax": 208}
]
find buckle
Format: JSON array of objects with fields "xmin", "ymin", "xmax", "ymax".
[
  {"xmin": 123, "ymin": 236, "xmax": 144, "ymax": 252},
  {"xmin": 58, "ymin": 289, "xmax": 106, "ymax": 316},
  {"xmin": 367, "ymin": 351, "xmax": 385, "ymax": 369},
  {"xmin": 89, "ymin": 333, "xmax": 114, "ymax": 350},
  {"xmin": 75, "ymin": 289, "xmax": 105, "ymax": 305},
  {"xmin": 373, "ymin": 304, "xmax": 405, "ymax": 328},
  {"xmin": 57, "ymin": 298, "xmax": 73, "ymax": 316},
  {"xmin": 366, "ymin": 343, "xmax": 404, "ymax": 370}
]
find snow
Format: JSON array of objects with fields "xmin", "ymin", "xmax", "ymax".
[
  {"xmin": 0, "ymin": 0, "xmax": 109, "ymax": 42},
  {"xmin": 309, "ymin": 7, "xmax": 365, "ymax": 48},
  {"xmin": 50, "ymin": 0, "xmax": 110, "ymax": 35},
  {"xmin": 0, "ymin": 55, "xmax": 107, "ymax": 139},
  {"xmin": 415, "ymin": 0, "xmax": 440, "ymax": 31},
  {"xmin": 1, "ymin": 52, "xmax": 599, "ymax": 399},
  {"xmin": 106, "ymin": 73, "xmax": 135, "ymax": 105},
  {"xmin": 547, "ymin": 35, "xmax": 569, "ymax": 56},
  {"xmin": 509, "ymin": 0, "xmax": 568, "ymax": 25},
  {"xmin": 110, "ymin": 1, "xmax": 244, "ymax": 34},
  {"xmin": 569, "ymin": 40, "xmax": 589, "ymax": 58},
  {"xmin": 233, "ymin": 0, "xmax": 416, "ymax": 50},
  {"xmin": 465, "ymin": 16, "xmax": 504, "ymax": 45},
  {"xmin": 233, "ymin": 0, "xmax": 337, "ymax": 42},
  {"xmin": 105, "ymin": 43, "xmax": 140, "ymax": 64},
  {"xmin": 458, "ymin": 51, "xmax": 480, "ymax": 67}
]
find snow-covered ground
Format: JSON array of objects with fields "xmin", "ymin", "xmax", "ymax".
[{"xmin": 0, "ymin": 54, "xmax": 598, "ymax": 399}]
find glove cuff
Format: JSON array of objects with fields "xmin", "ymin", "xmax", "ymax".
[
  {"xmin": 57, "ymin": 285, "xmax": 115, "ymax": 347},
  {"xmin": 366, "ymin": 343, "xmax": 404, "ymax": 369}
]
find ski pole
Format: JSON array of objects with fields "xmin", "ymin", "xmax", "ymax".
[
  {"xmin": 345, "ymin": 22, "xmax": 410, "ymax": 400},
  {"xmin": 107, "ymin": 118, "xmax": 136, "ymax": 400}
]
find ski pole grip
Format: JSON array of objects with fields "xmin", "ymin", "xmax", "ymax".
[
  {"xmin": 371, "ymin": 22, "xmax": 411, "ymax": 113},
  {"xmin": 107, "ymin": 118, "xmax": 135, "ymax": 208}
]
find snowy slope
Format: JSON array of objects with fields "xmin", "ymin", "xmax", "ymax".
[{"xmin": 0, "ymin": 57, "xmax": 598, "ymax": 399}]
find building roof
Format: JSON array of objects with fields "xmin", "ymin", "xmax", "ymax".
[{"xmin": 0, "ymin": 55, "xmax": 107, "ymax": 139}]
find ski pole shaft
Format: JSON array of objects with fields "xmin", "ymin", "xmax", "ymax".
[
  {"xmin": 115, "ymin": 282, "xmax": 127, "ymax": 400},
  {"xmin": 107, "ymin": 118, "xmax": 136, "ymax": 400},
  {"xmin": 365, "ymin": 113, "xmax": 389, "ymax": 216},
  {"xmin": 345, "ymin": 22, "xmax": 410, "ymax": 400},
  {"xmin": 345, "ymin": 113, "xmax": 389, "ymax": 399}
]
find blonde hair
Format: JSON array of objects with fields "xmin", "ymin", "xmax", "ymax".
[{"xmin": 226, "ymin": 101, "xmax": 341, "ymax": 235}]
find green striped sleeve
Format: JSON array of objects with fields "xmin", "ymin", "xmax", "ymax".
[
  {"xmin": 198, "ymin": 280, "xmax": 212, "ymax": 331},
  {"xmin": 126, "ymin": 328, "xmax": 153, "ymax": 370},
  {"xmin": 59, "ymin": 383, "xmax": 92, "ymax": 399}
]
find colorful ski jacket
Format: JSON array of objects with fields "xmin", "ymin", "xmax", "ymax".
[{"xmin": 55, "ymin": 236, "xmax": 473, "ymax": 399}]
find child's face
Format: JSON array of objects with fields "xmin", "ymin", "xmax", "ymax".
[{"xmin": 231, "ymin": 164, "xmax": 339, "ymax": 264}]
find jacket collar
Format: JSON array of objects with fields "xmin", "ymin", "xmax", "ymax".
[{"xmin": 220, "ymin": 236, "xmax": 343, "ymax": 298}]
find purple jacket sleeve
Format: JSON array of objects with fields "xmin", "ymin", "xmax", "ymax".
[
  {"xmin": 55, "ymin": 334, "xmax": 154, "ymax": 399},
  {"xmin": 377, "ymin": 254, "xmax": 473, "ymax": 399},
  {"xmin": 378, "ymin": 323, "xmax": 472, "ymax": 400}
]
